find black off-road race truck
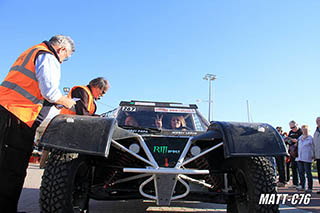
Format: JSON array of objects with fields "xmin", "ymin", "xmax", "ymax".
[{"xmin": 39, "ymin": 100, "xmax": 287, "ymax": 213}]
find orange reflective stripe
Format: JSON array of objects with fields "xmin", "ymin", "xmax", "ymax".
[
  {"xmin": 85, "ymin": 88, "xmax": 95, "ymax": 114},
  {"xmin": 1, "ymin": 81, "xmax": 44, "ymax": 105},
  {"xmin": 9, "ymin": 65, "xmax": 37, "ymax": 81},
  {"xmin": 80, "ymin": 86, "xmax": 94, "ymax": 113},
  {"xmin": 21, "ymin": 48, "xmax": 38, "ymax": 67},
  {"xmin": 4, "ymin": 71, "xmax": 42, "ymax": 101}
]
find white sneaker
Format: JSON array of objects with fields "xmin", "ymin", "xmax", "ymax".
[
  {"xmin": 289, "ymin": 184, "xmax": 297, "ymax": 188},
  {"xmin": 296, "ymin": 185, "xmax": 304, "ymax": 191}
]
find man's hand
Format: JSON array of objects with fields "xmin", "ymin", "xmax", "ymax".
[
  {"xmin": 55, "ymin": 96, "xmax": 76, "ymax": 109},
  {"xmin": 64, "ymin": 98, "xmax": 76, "ymax": 109}
]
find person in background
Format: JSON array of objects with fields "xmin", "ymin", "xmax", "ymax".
[
  {"xmin": 275, "ymin": 126, "xmax": 287, "ymax": 187},
  {"xmin": 40, "ymin": 77, "xmax": 110, "ymax": 168},
  {"xmin": 60, "ymin": 77, "xmax": 110, "ymax": 115},
  {"xmin": 0, "ymin": 35, "xmax": 76, "ymax": 212},
  {"xmin": 296, "ymin": 125, "xmax": 313, "ymax": 193},
  {"xmin": 288, "ymin": 120, "xmax": 302, "ymax": 187},
  {"xmin": 283, "ymin": 132, "xmax": 291, "ymax": 183},
  {"xmin": 313, "ymin": 117, "xmax": 320, "ymax": 194}
]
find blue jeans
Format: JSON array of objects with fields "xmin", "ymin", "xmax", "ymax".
[{"xmin": 297, "ymin": 161, "xmax": 313, "ymax": 190}]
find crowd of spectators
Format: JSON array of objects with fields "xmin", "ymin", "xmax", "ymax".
[{"xmin": 275, "ymin": 117, "xmax": 320, "ymax": 194}]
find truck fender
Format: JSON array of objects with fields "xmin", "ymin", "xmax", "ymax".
[
  {"xmin": 202, "ymin": 121, "xmax": 288, "ymax": 158},
  {"xmin": 40, "ymin": 114, "xmax": 119, "ymax": 157}
]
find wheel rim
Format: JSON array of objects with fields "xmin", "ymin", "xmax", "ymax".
[
  {"xmin": 72, "ymin": 160, "xmax": 91, "ymax": 212},
  {"xmin": 234, "ymin": 169, "xmax": 250, "ymax": 211}
]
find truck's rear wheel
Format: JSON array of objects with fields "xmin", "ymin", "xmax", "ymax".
[
  {"xmin": 40, "ymin": 151, "xmax": 91, "ymax": 213},
  {"xmin": 226, "ymin": 157, "xmax": 278, "ymax": 213}
]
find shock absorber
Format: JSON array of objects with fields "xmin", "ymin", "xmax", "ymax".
[
  {"xmin": 193, "ymin": 156, "xmax": 222, "ymax": 191},
  {"xmin": 104, "ymin": 149, "xmax": 138, "ymax": 187}
]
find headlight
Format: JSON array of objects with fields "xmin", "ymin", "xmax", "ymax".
[
  {"xmin": 190, "ymin": 145, "xmax": 201, "ymax": 156},
  {"xmin": 129, "ymin": 143, "xmax": 140, "ymax": 153}
]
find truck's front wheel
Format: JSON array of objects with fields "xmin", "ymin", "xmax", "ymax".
[
  {"xmin": 226, "ymin": 156, "xmax": 278, "ymax": 213},
  {"xmin": 40, "ymin": 151, "xmax": 91, "ymax": 213}
]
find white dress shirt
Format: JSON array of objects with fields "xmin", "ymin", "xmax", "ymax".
[{"xmin": 35, "ymin": 53, "xmax": 62, "ymax": 103}]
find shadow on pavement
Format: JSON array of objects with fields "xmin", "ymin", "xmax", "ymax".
[
  {"xmin": 18, "ymin": 188, "xmax": 40, "ymax": 212},
  {"xmin": 90, "ymin": 200, "xmax": 227, "ymax": 212},
  {"xmin": 277, "ymin": 179, "xmax": 320, "ymax": 213}
]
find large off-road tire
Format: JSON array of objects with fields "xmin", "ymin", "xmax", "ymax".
[
  {"xmin": 40, "ymin": 150, "xmax": 92, "ymax": 213},
  {"xmin": 226, "ymin": 156, "xmax": 278, "ymax": 213}
]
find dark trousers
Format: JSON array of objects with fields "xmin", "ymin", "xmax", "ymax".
[
  {"xmin": 275, "ymin": 156, "xmax": 286, "ymax": 183},
  {"xmin": 290, "ymin": 157, "xmax": 299, "ymax": 185},
  {"xmin": 317, "ymin": 159, "xmax": 320, "ymax": 185},
  {"xmin": 286, "ymin": 160, "xmax": 290, "ymax": 182},
  {"xmin": 297, "ymin": 161, "xmax": 313, "ymax": 190},
  {"xmin": 0, "ymin": 107, "xmax": 36, "ymax": 212}
]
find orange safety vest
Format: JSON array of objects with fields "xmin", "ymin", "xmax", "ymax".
[
  {"xmin": 60, "ymin": 86, "xmax": 96, "ymax": 115},
  {"xmin": 0, "ymin": 43, "xmax": 56, "ymax": 127}
]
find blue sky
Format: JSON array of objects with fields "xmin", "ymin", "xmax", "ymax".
[{"xmin": 0, "ymin": 0, "xmax": 319, "ymax": 133}]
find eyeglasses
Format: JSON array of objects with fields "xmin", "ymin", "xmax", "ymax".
[
  {"xmin": 63, "ymin": 49, "xmax": 71, "ymax": 62},
  {"xmin": 100, "ymin": 88, "xmax": 107, "ymax": 95},
  {"xmin": 290, "ymin": 126, "xmax": 296, "ymax": 129},
  {"xmin": 58, "ymin": 48, "xmax": 71, "ymax": 62}
]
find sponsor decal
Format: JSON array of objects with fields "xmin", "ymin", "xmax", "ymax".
[
  {"xmin": 153, "ymin": 146, "xmax": 180, "ymax": 154},
  {"xmin": 259, "ymin": 193, "xmax": 311, "ymax": 205},
  {"xmin": 172, "ymin": 131, "xmax": 198, "ymax": 135},
  {"xmin": 154, "ymin": 107, "xmax": 195, "ymax": 113},
  {"xmin": 127, "ymin": 129, "xmax": 148, "ymax": 133},
  {"xmin": 134, "ymin": 102, "xmax": 155, "ymax": 106},
  {"xmin": 169, "ymin": 104, "xmax": 190, "ymax": 108}
]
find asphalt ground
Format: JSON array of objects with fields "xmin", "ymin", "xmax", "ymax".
[
  {"xmin": 18, "ymin": 163, "xmax": 320, "ymax": 212},
  {"xmin": 276, "ymin": 179, "xmax": 320, "ymax": 213}
]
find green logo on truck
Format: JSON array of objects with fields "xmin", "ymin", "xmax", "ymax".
[
  {"xmin": 153, "ymin": 146, "xmax": 168, "ymax": 153},
  {"xmin": 153, "ymin": 146, "xmax": 180, "ymax": 154}
]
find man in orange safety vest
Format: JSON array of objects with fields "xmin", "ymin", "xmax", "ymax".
[{"xmin": 0, "ymin": 35, "xmax": 76, "ymax": 212}]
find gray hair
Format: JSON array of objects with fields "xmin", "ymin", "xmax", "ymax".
[
  {"xmin": 289, "ymin": 120, "xmax": 297, "ymax": 126},
  {"xmin": 89, "ymin": 77, "xmax": 110, "ymax": 90},
  {"xmin": 49, "ymin": 35, "xmax": 75, "ymax": 53}
]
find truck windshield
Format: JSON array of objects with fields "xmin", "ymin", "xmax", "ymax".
[{"xmin": 116, "ymin": 106, "xmax": 208, "ymax": 132}]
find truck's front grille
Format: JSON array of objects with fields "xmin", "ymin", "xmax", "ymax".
[{"xmin": 144, "ymin": 137, "xmax": 189, "ymax": 167}]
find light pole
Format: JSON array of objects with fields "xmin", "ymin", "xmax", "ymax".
[
  {"xmin": 203, "ymin": 74, "xmax": 216, "ymax": 121},
  {"xmin": 246, "ymin": 100, "xmax": 250, "ymax": 122}
]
